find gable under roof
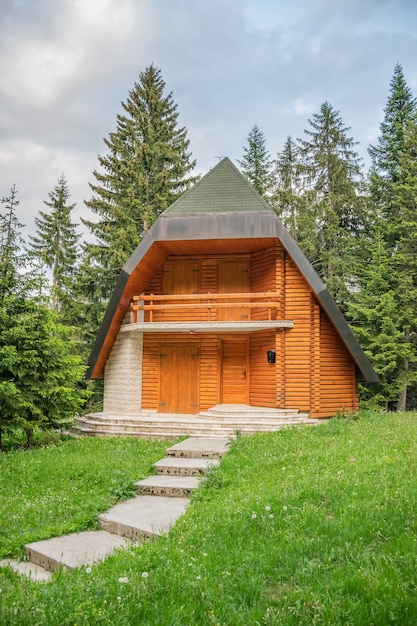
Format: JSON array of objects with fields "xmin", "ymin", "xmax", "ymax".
[{"xmin": 86, "ymin": 157, "xmax": 379, "ymax": 383}]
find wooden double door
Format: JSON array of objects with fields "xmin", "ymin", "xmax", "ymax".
[{"xmin": 158, "ymin": 336, "xmax": 249, "ymax": 413}]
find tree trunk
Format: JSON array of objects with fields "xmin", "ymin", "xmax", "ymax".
[
  {"xmin": 397, "ymin": 379, "xmax": 407, "ymax": 412},
  {"xmin": 26, "ymin": 427, "xmax": 34, "ymax": 449}
]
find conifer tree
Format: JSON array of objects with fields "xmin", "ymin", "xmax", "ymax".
[
  {"xmin": 238, "ymin": 125, "xmax": 274, "ymax": 197},
  {"xmin": 272, "ymin": 136, "xmax": 317, "ymax": 257},
  {"xmin": 348, "ymin": 224, "xmax": 414, "ymax": 409},
  {"xmin": 296, "ymin": 102, "xmax": 368, "ymax": 306},
  {"xmin": 0, "ymin": 186, "xmax": 24, "ymax": 301},
  {"xmin": 0, "ymin": 186, "xmax": 89, "ymax": 449},
  {"xmin": 365, "ymin": 65, "xmax": 417, "ymax": 409},
  {"xmin": 28, "ymin": 174, "xmax": 80, "ymax": 320},
  {"xmin": 369, "ymin": 63, "xmax": 417, "ymax": 226},
  {"xmin": 83, "ymin": 64, "xmax": 197, "ymax": 302}
]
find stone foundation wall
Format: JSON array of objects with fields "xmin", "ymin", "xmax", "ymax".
[{"xmin": 103, "ymin": 332, "xmax": 143, "ymax": 413}]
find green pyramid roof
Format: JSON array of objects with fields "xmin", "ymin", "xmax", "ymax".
[{"xmin": 163, "ymin": 157, "xmax": 273, "ymax": 215}]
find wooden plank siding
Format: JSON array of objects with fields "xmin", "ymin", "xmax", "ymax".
[
  {"xmin": 283, "ymin": 256, "xmax": 312, "ymax": 413},
  {"xmin": 138, "ymin": 246, "xmax": 359, "ymax": 417},
  {"xmin": 250, "ymin": 246, "xmax": 277, "ymax": 321},
  {"xmin": 250, "ymin": 330, "xmax": 276, "ymax": 407},
  {"xmin": 317, "ymin": 310, "xmax": 358, "ymax": 417}
]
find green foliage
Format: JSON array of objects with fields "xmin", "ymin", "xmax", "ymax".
[
  {"xmin": 28, "ymin": 174, "xmax": 80, "ymax": 321},
  {"xmin": 360, "ymin": 65, "xmax": 417, "ymax": 409},
  {"xmin": 2, "ymin": 416, "xmax": 417, "ymax": 624},
  {"xmin": 83, "ymin": 64, "xmax": 198, "ymax": 304},
  {"xmin": 107, "ymin": 469, "xmax": 137, "ymax": 503},
  {"xmin": 295, "ymin": 102, "xmax": 369, "ymax": 306},
  {"xmin": 238, "ymin": 124, "xmax": 274, "ymax": 197},
  {"xmin": 0, "ymin": 186, "xmax": 24, "ymax": 300},
  {"xmin": 369, "ymin": 62, "xmax": 417, "ymax": 223},
  {"xmin": 0, "ymin": 297, "xmax": 90, "ymax": 446}
]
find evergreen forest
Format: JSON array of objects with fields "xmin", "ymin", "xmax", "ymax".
[{"xmin": 1, "ymin": 63, "xmax": 416, "ymax": 445}]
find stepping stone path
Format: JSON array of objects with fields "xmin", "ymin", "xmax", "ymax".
[{"xmin": 0, "ymin": 437, "xmax": 230, "ymax": 582}]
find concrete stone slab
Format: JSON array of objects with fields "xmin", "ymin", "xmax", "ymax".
[
  {"xmin": 154, "ymin": 456, "xmax": 219, "ymax": 476},
  {"xmin": 99, "ymin": 495, "xmax": 189, "ymax": 540},
  {"xmin": 166, "ymin": 436, "xmax": 230, "ymax": 459},
  {"xmin": 25, "ymin": 530, "xmax": 130, "ymax": 572},
  {"xmin": 136, "ymin": 475, "xmax": 199, "ymax": 497},
  {"xmin": 0, "ymin": 559, "xmax": 52, "ymax": 582}
]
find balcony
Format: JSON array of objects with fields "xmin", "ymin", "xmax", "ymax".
[{"xmin": 121, "ymin": 292, "xmax": 294, "ymax": 334}]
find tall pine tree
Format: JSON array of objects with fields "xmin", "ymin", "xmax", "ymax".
[
  {"xmin": 28, "ymin": 174, "xmax": 80, "ymax": 320},
  {"xmin": 369, "ymin": 63, "xmax": 417, "ymax": 227},
  {"xmin": 238, "ymin": 125, "xmax": 274, "ymax": 198},
  {"xmin": 296, "ymin": 102, "xmax": 368, "ymax": 306},
  {"xmin": 83, "ymin": 64, "xmax": 197, "ymax": 303},
  {"xmin": 365, "ymin": 65, "xmax": 417, "ymax": 409}
]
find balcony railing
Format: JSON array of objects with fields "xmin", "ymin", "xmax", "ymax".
[{"xmin": 127, "ymin": 292, "xmax": 281, "ymax": 324}]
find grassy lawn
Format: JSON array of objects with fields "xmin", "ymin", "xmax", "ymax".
[{"xmin": 1, "ymin": 412, "xmax": 417, "ymax": 624}]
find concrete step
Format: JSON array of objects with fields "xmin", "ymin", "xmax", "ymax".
[
  {"xmin": 166, "ymin": 437, "xmax": 230, "ymax": 459},
  {"xmin": 154, "ymin": 456, "xmax": 219, "ymax": 476},
  {"xmin": 99, "ymin": 495, "xmax": 189, "ymax": 539},
  {"xmin": 135, "ymin": 475, "xmax": 199, "ymax": 498},
  {"xmin": 74, "ymin": 407, "xmax": 316, "ymax": 439},
  {"xmin": 200, "ymin": 404, "xmax": 303, "ymax": 418},
  {"xmin": 25, "ymin": 530, "xmax": 130, "ymax": 572},
  {"xmin": 0, "ymin": 559, "xmax": 52, "ymax": 582}
]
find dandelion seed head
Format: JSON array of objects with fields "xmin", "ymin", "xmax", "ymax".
[
  {"xmin": 142, "ymin": 571, "xmax": 149, "ymax": 579},
  {"xmin": 251, "ymin": 513, "xmax": 257, "ymax": 519},
  {"xmin": 118, "ymin": 577, "xmax": 129, "ymax": 584},
  {"xmin": 265, "ymin": 505, "xmax": 271, "ymax": 511},
  {"xmin": 85, "ymin": 567, "xmax": 92, "ymax": 574},
  {"xmin": 283, "ymin": 505, "xmax": 288, "ymax": 511}
]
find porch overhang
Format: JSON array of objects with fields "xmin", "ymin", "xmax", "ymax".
[{"xmin": 120, "ymin": 320, "xmax": 294, "ymax": 333}]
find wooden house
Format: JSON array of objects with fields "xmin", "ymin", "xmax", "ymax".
[{"xmin": 86, "ymin": 158, "xmax": 378, "ymax": 424}]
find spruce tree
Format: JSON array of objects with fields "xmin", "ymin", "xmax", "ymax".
[
  {"xmin": 0, "ymin": 186, "xmax": 88, "ymax": 449},
  {"xmin": 272, "ymin": 136, "xmax": 316, "ymax": 253},
  {"xmin": 83, "ymin": 64, "xmax": 197, "ymax": 302},
  {"xmin": 0, "ymin": 301, "xmax": 90, "ymax": 449},
  {"xmin": 238, "ymin": 125, "xmax": 274, "ymax": 197},
  {"xmin": 28, "ymin": 174, "xmax": 80, "ymax": 320},
  {"xmin": 365, "ymin": 65, "xmax": 417, "ymax": 409},
  {"xmin": 0, "ymin": 186, "xmax": 24, "ymax": 301},
  {"xmin": 348, "ymin": 224, "xmax": 414, "ymax": 409},
  {"xmin": 296, "ymin": 102, "xmax": 368, "ymax": 306},
  {"xmin": 369, "ymin": 63, "xmax": 417, "ymax": 226}
]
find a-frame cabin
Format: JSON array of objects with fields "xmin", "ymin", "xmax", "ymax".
[{"xmin": 86, "ymin": 158, "xmax": 378, "ymax": 424}]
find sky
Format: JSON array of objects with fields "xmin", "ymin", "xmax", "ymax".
[{"xmin": 1, "ymin": 0, "xmax": 417, "ymax": 240}]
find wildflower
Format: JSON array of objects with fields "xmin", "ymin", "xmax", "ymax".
[
  {"xmin": 265, "ymin": 505, "xmax": 271, "ymax": 511},
  {"xmin": 118, "ymin": 577, "xmax": 129, "ymax": 584},
  {"xmin": 251, "ymin": 513, "xmax": 257, "ymax": 519},
  {"xmin": 283, "ymin": 505, "xmax": 288, "ymax": 511},
  {"xmin": 85, "ymin": 567, "xmax": 92, "ymax": 574},
  {"xmin": 142, "ymin": 572, "xmax": 149, "ymax": 579}
]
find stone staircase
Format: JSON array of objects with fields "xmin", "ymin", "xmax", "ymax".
[
  {"xmin": 0, "ymin": 437, "xmax": 229, "ymax": 582},
  {"xmin": 75, "ymin": 404, "xmax": 318, "ymax": 438}
]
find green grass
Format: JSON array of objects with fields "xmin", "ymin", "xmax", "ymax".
[{"xmin": 1, "ymin": 412, "xmax": 417, "ymax": 624}]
